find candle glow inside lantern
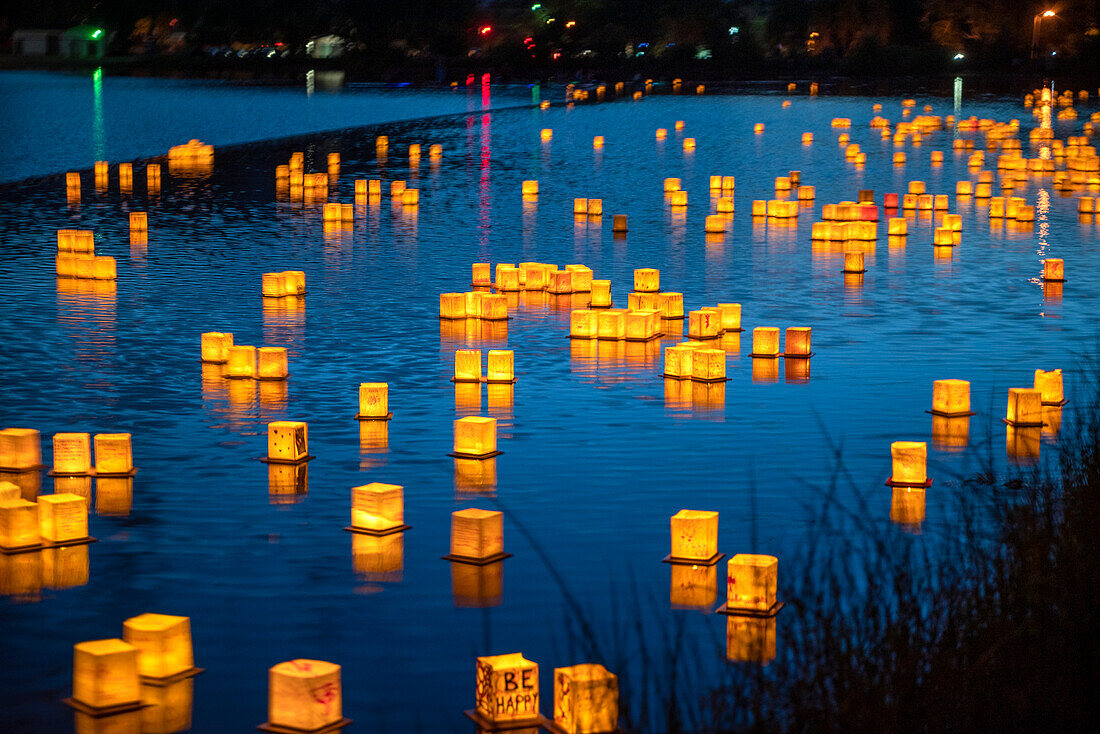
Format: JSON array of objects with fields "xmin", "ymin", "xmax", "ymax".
[
  {"xmin": 453, "ymin": 416, "xmax": 498, "ymax": 458},
  {"xmin": 750, "ymin": 327, "xmax": 780, "ymax": 358},
  {"xmin": 266, "ymin": 660, "xmax": 344, "ymax": 732},
  {"xmin": 1042, "ymin": 258, "xmax": 1065, "ymax": 282},
  {"xmin": 472, "ymin": 263, "xmax": 491, "ymax": 287},
  {"xmin": 496, "ymin": 266, "xmax": 520, "ymax": 291},
  {"xmin": 454, "ymin": 349, "xmax": 483, "ymax": 383},
  {"xmin": 350, "ymin": 482, "xmax": 406, "ymax": 534},
  {"xmin": 668, "ymin": 509, "xmax": 720, "ymax": 563},
  {"xmin": 784, "ymin": 327, "xmax": 813, "ymax": 358},
  {"xmin": 474, "ymin": 653, "xmax": 539, "ymax": 725},
  {"xmin": 1034, "ymin": 369, "xmax": 1065, "ymax": 405},
  {"xmin": 930, "ymin": 379, "xmax": 972, "ymax": 417},
  {"xmin": 266, "ymin": 421, "xmax": 310, "ymax": 463},
  {"xmin": 357, "ymin": 383, "xmax": 390, "ymax": 420},
  {"xmin": 723, "ymin": 554, "xmax": 780, "ymax": 615},
  {"xmin": 439, "ymin": 293, "xmax": 466, "ymax": 319},
  {"xmin": 541, "ymin": 128, "xmax": 553, "ymax": 142},
  {"xmin": 225, "ymin": 345, "xmax": 257, "ymax": 379},
  {"xmin": 624, "ymin": 310, "xmax": 660, "ymax": 341},
  {"xmin": 52, "ymin": 433, "xmax": 92, "ymax": 475},
  {"xmin": 122, "ymin": 614, "xmax": 196, "ymax": 681},
  {"xmin": 0, "ymin": 428, "xmax": 42, "ymax": 470},
  {"xmin": 486, "ymin": 350, "xmax": 515, "ymax": 383},
  {"xmin": 257, "ymin": 347, "xmax": 289, "ymax": 381},
  {"xmin": 889, "ymin": 441, "xmax": 928, "ymax": 486},
  {"xmin": 71, "ymin": 639, "xmax": 142, "ymax": 712},
  {"xmin": 450, "ymin": 508, "xmax": 505, "ymax": 562},
  {"xmin": 1006, "ymin": 388, "xmax": 1044, "ymax": 426},
  {"xmin": 0, "ymin": 498, "xmax": 39, "ymax": 550},
  {"xmin": 553, "ymin": 664, "xmax": 618, "ymax": 734}
]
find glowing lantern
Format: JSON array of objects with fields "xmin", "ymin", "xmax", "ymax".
[
  {"xmin": 690, "ymin": 348, "xmax": 726, "ymax": 382},
  {"xmin": 957, "ymin": 181, "xmax": 973, "ymax": 196},
  {"xmin": 540, "ymin": 129, "xmax": 553, "ymax": 142},
  {"xmin": 893, "ymin": 152, "xmax": 906, "ymax": 165},
  {"xmin": 715, "ymin": 303, "xmax": 741, "ymax": 332},
  {"xmin": 750, "ymin": 328, "xmax": 780, "ymax": 358},
  {"xmin": 683, "ymin": 138, "xmax": 696, "ymax": 151},
  {"xmin": 1042, "ymin": 259, "xmax": 1064, "ymax": 282},
  {"xmin": 0, "ymin": 498, "xmax": 38, "ymax": 550},
  {"xmin": 1005, "ymin": 388, "xmax": 1043, "ymax": 426},
  {"xmin": 754, "ymin": 123, "xmax": 764, "ymax": 134},
  {"xmin": 129, "ymin": 212, "xmax": 148, "ymax": 232},
  {"xmin": 0, "ymin": 428, "xmax": 41, "ymax": 470},
  {"xmin": 596, "ymin": 310, "xmax": 626, "ymax": 340},
  {"xmin": 933, "ymin": 228, "xmax": 954, "ymax": 246},
  {"xmin": 662, "ymin": 345, "xmax": 696, "ymax": 379},
  {"xmin": 669, "ymin": 509, "xmax": 719, "ymax": 562},
  {"xmin": 376, "ymin": 136, "xmax": 388, "ymax": 150},
  {"xmin": 390, "ymin": 180, "xmax": 406, "ymax": 198},
  {"xmin": 797, "ymin": 186, "xmax": 815, "ymax": 202},
  {"xmin": 663, "ymin": 178, "xmax": 681, "ymax": 193},
  {"xmin": 722, "ymin": 176, "xmax": 736, "ymax": 191},
  {"xmin": 887, "ymin": 218, "xmax": 907, "ymax": 236},
  {"xmin": 587, "ymin": 199, "xmax": 606, "ymax": 217},
  {"xmin": 352, "ymin": 383, "xmax": 390, "ymax": 422},
  {"xmin": 784, "ymin": 327, "xmax": 812, "ymax": 358},
  {"xmin": 590, "ymin": 280, "xmax": 612, "ymax": 308},
  {"xmin": 402, "ymin": 188, "xmax": 419, "ymax": 206},
  {"xmin": 147, "ymin": 165, "xmax": 161, "ymax": 190},
  {"xmin": 890, "ymin": 441, "xmax": 928, "ymax": 485},
  {"xmin": 453, "ymin": 416, "xmax": 498, "ymax": 458},
  {"xmin": 634, "ymin": 268, "xmax": 659, "ymax": 293},
  {"xmin": 50, "ymin": 433, "xmax": 91, "ymax": 476},
  {"xmin": 624, "ymin": 310, "xmax": 660, "ymax": 341},
  {"xmin": 450, "ymin": 508, "xmax": 505, "ymax": 562},
  {"xmin": 471, "ymin": 262, "xmax": 492, "ymax": 287},
  {"xmin": 472, "ymin": 653, "xmax": 539, "ymax": 727},
  {"xmin": 724, "ymin": 554, "xmax": 779, "ymax": 614},
  {"xmin": 570, "ymin": 310, "xmax": 598, "ymax": 339},
  {"xmin": 658, "ymin": 293, "xmax": 684, "ymax": 319},
  {"xmin": 487, "ymin": 350, "xmax": 515, "ymax": 383},
  {"xmin": 225, "ymin": 345, "xmax": 257, "ymax": 379},
  {"xmin": 122, "ymin": 614, "xmax": 195, "ymax": 681},
  {"xmin": 93, "ymin": 433, "xmax": 133, "ymax": 475},
  {"xmin": 553, "ymin": 664, "xmax": 618, "ymax": 734},
  {"xmin": 843, "ymin": 252, "xmax": 865, "ymax": 274},
  {"xmin": 670, "ymin": 190, "xmax": 687, "ymax": 207},
  {"xmin": 1080, "ymin": 197, "xmax": 1096, "ymax": 213},
  {"xmin": 548, "ymin": 269, "xmax": 574, "ymax": 295},
  {"xmin": 931, "ymin": 151, "xmax": 944, "ymax": 164},
  {"xmin": 267, "ymin": 660, "xmax": 343, "ymax": 732},
  {"xmin": 521, "ymin": 180, "xmax": 539, "ymax": 199},
  {"xmin": 439, "ymin": 293, "xmax": 466, "ymax": 319},
  {"xmin": 266, "ymin": 421, "xmax": 309, "ymax": 463},
  {"xmin": 687, "ymin": 310, "xmax": 719, "ymax": 340},
  {"xmin": 349, "ymin": 482, "xmax": 405, "ymax": 534},
  {"xmin": 257, "ymin": 347, "xmax": 289, "ymax": 380},
  {"xmin": 716, "ymin": 196, "xmax": 736, "ymax": 213},
  {"xmin": 453, "ymin": 349, "xmax": 483, "ymax": 384},
  {"xmin": 931, "ymin": 379, "xmax": 972, "ymax": 416},
  {"xmin": 90, "ymin": 256, "xmax": 116, "ymax": 280},
  {"xmin": 751, "ymin": 200, "xmax": 766, "ymax": 217},
  {"xmin": 1034, "ymin": 369, "xmax": 1064, "ymax": 405},
  {"xmin": 72, "ymin": 639, "xmax": 141, "ymax": 711}
]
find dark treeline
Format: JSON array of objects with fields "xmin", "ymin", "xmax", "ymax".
[{"xmin": 5, "ymin": 2, "xmax": 1100, "ymax": 80}]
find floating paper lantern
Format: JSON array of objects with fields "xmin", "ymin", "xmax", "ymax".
[
  {"xmin": 541, "ymin": 129, "xmax": 553, "ymax": 142},
  {"xmin": 72, "ymin": 639, "xmax": 142, "ymax": 711},
  {"xmin": 587, "ymin": 199, "xmax": 603, "ymax": 217},
  {"xmin": 893, "ymin": 152, "xmax": 906, "ymax": 165},
  {"xmin": 688, "ymin": 348, "xmax": 724, "ymax": 382},
  {"xmin": 402, "ymin": 188, "xmax": 419, "ymax": 206},
  {"xmin": 93, "ymin": 433, "xmax": 133, "ymax": 475},
  {"xmin": 376, "ymin": 136, "xmax": 388, "ymax": 150},
  {"xmin": 784, "ymin": 327, "xmax": 812, "ymax": 358},
  {"xmin": 487, "ymin": 350, "xmax": 515, "ymax": 383},
  {"xmin": 715, "ymin": 303, "xmax": 741, "ymax": 332},
  {"xmin": 522, "ymin": 180, "xmax": 539, "ymax": 198},
  {"xmin": 52, "ymin": 433, "xmax": 91, "ymax": 475},
  {"xmin": 548, "ymin": 269, "xmax": 574, "ymax": 295},
  {"xmin": 267, "ymin": 660, "xmax": 343, "ymax": 732},
  {"xmin": 658, "ymin": 293, "xmax": 684, "ymax": 319},
  {"xmin": 350, "ymin": 483, "xmax": 405, "ymax": 533},
  {"xmin": 199, "ymin": 332, "xmax": 234, "ymax": 365},
  {"xmin": 687, "ymin": 310, "xmax": 720, "ymax": 340},
  {"xmin": 751, "ymin": 328, "xmax": 781, "ymax": 358},
  {"xmin": 570, "ymin": 310, "xmax": 598, "ymax": 339},
  {"xmin": 843, "ymin": 252, "xmax": 865, "ymax": 274},
  {"xmin": 592, "ymin": 136, "xmax": 604, "ymax": 149},
  {"xmin": 597, "ymin": 310, "xmax": 626, "ymax": 340},
  {"xmin": 122, "ymin": 614, "xmax": 195, "ymax": 681},
  {"xmin": 890, "ymin": 441, "xmax": 927, "ymax": 485},
  {"xmin": 554, "ymin": 664, "xmax": 618, "ymax": 734},
  {"xmin": 0, "ymin": 428, "xmax": 41, "ymax": 470},
  {"xmin": 454, "ymin": 349, "xmax": 483, "ymax": 383},
  {"xmin": 475, "ymin": 653, "xmax": 539, "ymax": 725},
  {"xmin": 453, "ymin": 416, "xmax": 497, "ymax": 457},
  {"xmin": 669, "ymin": 509, "xmax": 719, "ymax": 562},
  {"xmin": 1080, "ymin": 197, "xmax": 1096, "ymax": 213},
  {"xmin": 933, "ymin": 228, "xmax": 954, "ymax": 246},
  {"xmin": 129, "ymin": 212, "xmax": 148, "ymax": 233},
  {"xmin": 683, "ymin": 138, "xmax": 696, "ymax": 151},
  {"xmin": 439, "ymin": 293, "xmax": 466, "ymax": 319},
  {"xmin": 257, "ymin": 347, "xmax": 289, "ymax": 380},
  {"xmin": 589, "ymin": 280, "xmax": 612, "ymax": 308},
  {"xmin": 356, "ymin": 383, "xmax": 390, "ymax": 421},
  {"xmin": 390, "ymin": 180, "xmax": 406, "ymax": 198},
  {"xmin": 725, "ymin": 554, "xmax": 779, "ymax": 613},
  {"xmin": 633, "ymin": 268, "xmax": 659, "ymax": 293},
  {"xmin": 267, "ymin": 421, "xmax": 309, "ymax": 463},
  {"xmin": 610, "ymin": 214, "xmax": 628, "ymax": 233},
  {"xmin": 451, "ymin": 508, "xmax": 504, "ymax": 561},
  {"xmin": 1034, "ymin": 369, "xmax": 1064, "ymax": 405},
  {"xmin": 670, "ymin": 191, "xmax": 687, "ymax": 207},
  {"xmin": 624, "ymin": 310, "xmax": 660, "ymax": 341},
  {"xmin": 662, "ymin": 345, "xmax": 695, "ymax": 379},
  {"xmin": 1006, "ymin": 388, "xmax": 1043, "ymax": 426},
  {"xmin": 1042, "ymin": 259, "xmax": 1064, "ymax": 282},
  {"xmin": 0, "ymin": 498, "xmax": 38, "ymax": 550},
  {"xmin": 751, "ymin": 200, "xmax": 766, "ymax": 217},
  {"xmin": 225, "ymin": 345, "xmax": 257, "ymax": 379},
  {"xmin": 931, "ymin": 379, "xmax": 972, "ymax": 416},
  {"xmin": 471, "ymin": 262, "xmax": 491, "ymax": 287},
  {"xmin": 754, "ymin": 123, "xmax": 764, "ymax": 134},
  {"xmin": 703, "ymin": 215, "xmax": 725, "ymax": 234}
]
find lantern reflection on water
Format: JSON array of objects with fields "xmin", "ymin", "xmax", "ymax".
[
  {"xmin": 358, "ymin": 421, "xmax": 389, "ymax": 470},
  {"xmin": 122, "ymin": 614, "xmax": 196, "ymax": 681},
  {"xmin": 453, "ymin": 561, "xmax": 502, "ymax": 607},
  {"xmin": 71, "ymin": 639, "xmax": 142, "ymax": 712},
  {"xmin": 890, "ymin": 486, "xmax": 926, "ymax": 530},
  {"xmin": 454, "ymin": 457, "xmax": 497, "ymax": 497},
  {"xmin": 266, "ymin": 660, "xmax": 344, "ymax": 732},
  {"xmin": 1007, "ymin": 426, "xmax": 1042, "ymax": 466},
  {"xmin": 726, "ymin": 615, "xmax": 777, "ymax": 664},
  {"xmin": 473, "ymin": 653, "xmax": 539, "ymax": 726},
  {"xmin": 931, "ymin": 415, "xmax": 970, "ymax": 452},
  {"xmin": 140, "ymin": 677, "xmax": 194, "ymax": 734},
  {"xmin": 43, "ymin": 544, "xmax": 89, "ymax": 590},
  {"xmin": 268, "ymin": 463, "xmax": 309, "ymax": 504},
  {"xmin": 553, "ymin": 664, "xmax": 618, "ymax": 734},
  {"xmin": 722, "ymin": 554, "xmax": 780, "ymax": 615},
  {"xmin": 96, "ymin": 477, "xmax": 134, "ymax": 516},
  {"xmin": 670, "ymin": 562, "xmax": 718, "ymax": 609},
  {"xmin": 352, "ymin": 532, "xmax": 403, "ymax": 583}
]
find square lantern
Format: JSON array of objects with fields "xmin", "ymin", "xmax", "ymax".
[
  {"xmin": 662, "ymin": 345, "xmax": 696, "ymax": 379},
  {"xmin": 554, "ymin": 664, "xmax": 618, "ymax": 734},
  {"xmin": 454, "ymin": 349, "xmax": 483, "ymax": 383},
  {"xmin": 38, "ymin": 493, "xmax": 88, "ymax": 543},
  {"xmin": 687, "ymin": 310, "xmax": 720, "ymax": 340},
  {"xmin": 724, "ymin": 554, "xmax": 779, "ymax": 614},
  {"xmin": 624, "ymin": 310, "xmax": 659, "ymax": 341},
  {"xmin": 587, "ymin": 199, "xmax": 604, "ymax": 216},
  {"xmin": 590, "ymin": 280, "xmax": 612, "ymax": 308},
  {"xmin": 715, "ymin": 304, "xmax": 742, "ymax": 333},
  {"xmin": 0, "ymin": 499, "xmax": 39, "ymax": 550},
  {"xmin": 283, "ymin": 271, "xmax": 306, "ymax": 295},
  {"xmin": 663, "ymin": 178, "xmax": 680, "ymax": 192},
  {"xmin": 751, "ymin": 327, "xmax": 780, "ymax": 358},
  {"xmin": 1042, "ymin": 259, "xmax": 1065, "ymax": 282},
  {"xmin": 1006, "ymin": 388, "xmax": 1043, "ymax": 425},
  {"xmin": 480, "ymin": 293, "xmax": 509, "ymax": 321},
  {"xmin": 93, "ymin": 256, "xmax": 117, "ymax": 280},
  {"xmin": 633, "ymin": 269, "xmax": 659, "ymax": 293},
  {"xmin": 564, "ymin": 265, "xmax": 593, "ymax": 292},
  {"xmin": 611, "ymin": 215, "xmax": 628, "ymax": 233},
  {"xmin": 784, "ymin": 327, "xmax": 812, "ymax": 358},
  {"xmin": 1034, "ymin": 369, "xmax": 1064, "ymax": 405},
  {"xmin": 0, "ymin": 428, "xmax": 42, "ymax": 470},
  {"xmin": 570, "ymin": 310, "xmax": 598, "ymax": 339},
  {"xmin": 257, "ymin": 347, "xmax": 289, "ymax": 380},
  {"xmin": 453, "ymin": 416, "xmax": 498, "ymax": 458},
  {"xmin": 890, "ymin": 441, "xmax": 928, "ymax": 485},
  {"xmin": 72, "ymin": 639, "xmax": 142, "ymax": 711},
  {"xmin": 122, "ymin": 614, "xmax": 195, "ymax": 680},
  {"xmin": 200, "ymin": 332, "xmax": 234, "ymax": 363},
  {"xmin": 843, "ymin": 251, "xmax": 865, "ymax": 273},
  {"xmin": 522, "ymin": 180, "xmax": 538, "ymax": 197},
  {"xmin": 486, "ymin": 350, "xmax": 515, "ymax": 383},
  {"xmin": 439, "ymin": 293, "xmax": 466, "ymax": 320},
  {"xmin": 357, "ymin": 383, "xmax": 390, "ymax": 419},
  {"xmin": 450, "ymin": 508, "xmax": 504, "ymax": 561},
  {"xmin": 267, "ymin": 660, "xmax": 343, "ymax": 732},
  {"xmin": 475, "ymin": 653, "xmax": 539, "ymax": 725},
  {"xmin": 94, "ymin": 433, "xmax": 133, "ymax": 475},
  {"xmin": 497, "ymin": 266, "xmax": 520, "ymax": 292},
  {"xmin": 267, "ymin": 421, "xmax": 309, "ymax": 463},
  {"xmin": 53, "ymin": 433, "xmax": 92, "ymax": 475},
  {"xmin": 669, "ymin": 510, "xmax": 719, "ymax": 563},
  {"xmin": 547, "ymin": 269, "xmax": 574, "ymax": 295},
  {"xmin": 726, "ymin": 616, "xmax": 777, "ymax": 664},
  {"xmin": 225, "ymin": 345, "xmax": 257, "ymax": 379},
  {"xmin": 670, "ymin": 563, "xmax": 718, "ymax": 608},
  {"xmin": 390, "ymin": 180, "xmax": 406, "ymax": 197},
  {"xmin": 658, "ymin": 293, "xmax": 684, "ymax": 319},
  {"xmin": 931, "ymin": 379, "xmax": 972, "ymax": 416},
  {"xmin": 597, "ymin": 310, "xmax": 626, "ymax": 340},
  {"xmin": 129, "ymin": 212, "xmax": 147, "ymax": 232},
  {"xmin": 691, "ymin": 349, "xmax": 726, "ymax": 382},
  {"xmin": 350, "ymin": 482, "xmax": 405, "ymax": 534}
]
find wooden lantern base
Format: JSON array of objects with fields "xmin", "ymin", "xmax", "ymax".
[
  {"xmin": 589, "ymin": 302, "xmax": 615, "ymax": 309},
  {"xmin": 543, "ymin": 719, "xmax": 620, "ymax": 734},
  {"xmin": 344, "ymin": 524, "xmax": 411, "ymax": 537},
  {"xmin": 568, "ymin": 334, "xmax": 598, "ymax": 341},
  {"xmin": 926, "ymin": 409, "xmax": 977, "ymax": 418},
  {"xmin": 747, "ymin": 353, "xmax": 781, "ymax": 359},
  {"xmin": 884, "ymin": 477, "xmax": 934, "ymax": 489},
  {"xmin": 257, "ymin": 718, "xmax": 352, "ymax": 734},
  {"xmin": 0, "ymin": 463, "xmax": 45, "ymax": 472},
  {"xmin": 261, "ymin": 291, "xmax": 309, "ymax": 298},
  {"xmin": 685, "ymin": 333, "xmax": 721, "ymax": 341},
  {"xmin": 717, "ymin": 600, "xmax": 786, "ymax": 618},
  {"xmin": 623, "ymin": 333, "xmax": 663, "ymax": 342},
  {"xmin": 354, "ymin": 412, "xmax": 394, "ymax": 421},
  {"xmin": 255, "ymin": 375, "xmax": 290, "ymax": 382},
  {"xmin": 63, "ymin": 698, "xmax": 151, "ymax": 717},
  {"xmin": 463, "ymin": 709, "xmax": 553, "ymax": 731},
  {"xmin": 1001, "ymin": 419, "xmax": 1046, "ymax": 428},
  {"xmin": 442, "ymin": 551, "xmax": 512, "ymax": 566},
  {"xmin": 841, "ymin": 268, "xmax": 866, "ymax": 274},
  {"xmin": 199, "ymin": 358, "xmax": 230, "ymax": 364},
  {"xmin": 92, "ymin": 468, "xmax": 139, "ymax": 478},
  {"xmin": 1041, "ymin": 398, "xmax": 1068, "ymax": 407},
  {"xmin": 259, "ymin": 455, "xmax": 316, "ymax": 465},
  {"xmin": 47, "ymin": 469, "xmax": 97, "ymax": 478},
  {"xmin": 485, "ymin": 377, "xmax": 518, "ymax": 385},
  {"xmin": 448, "ymin": 450, "xmax": 503, "ymax": 460},
  {"xmin": 662, "ymin": 551, "xmax": 726, "ymax": 567},
  {"xmin": 140, "ymin": 666, "xmax": 204, "ymax": 687},
  {"xmin": 1040, "ymin": 277, "xmax": 1065, "ymax": 283},
  {"xmin": 782, "ymin": 352, "xmax": 815, "ymax": 359}
]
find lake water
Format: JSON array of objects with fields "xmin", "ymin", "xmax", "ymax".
[{"xmin": 0, "ymin": 72, "xmax": 1097, "ymax": 732}]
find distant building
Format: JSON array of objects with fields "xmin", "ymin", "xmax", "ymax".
[
  {"xmin": 60, "ymin": 25, "xmax": 109, "ymax": 59},
  {"xmin": 11, "ymin": 29, "xmax": 63, "ymax": 56}
]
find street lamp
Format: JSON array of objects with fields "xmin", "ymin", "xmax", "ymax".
[{"xmin": 1031, "ymin": 10, "xmax": 1056, "ymax": 59}]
